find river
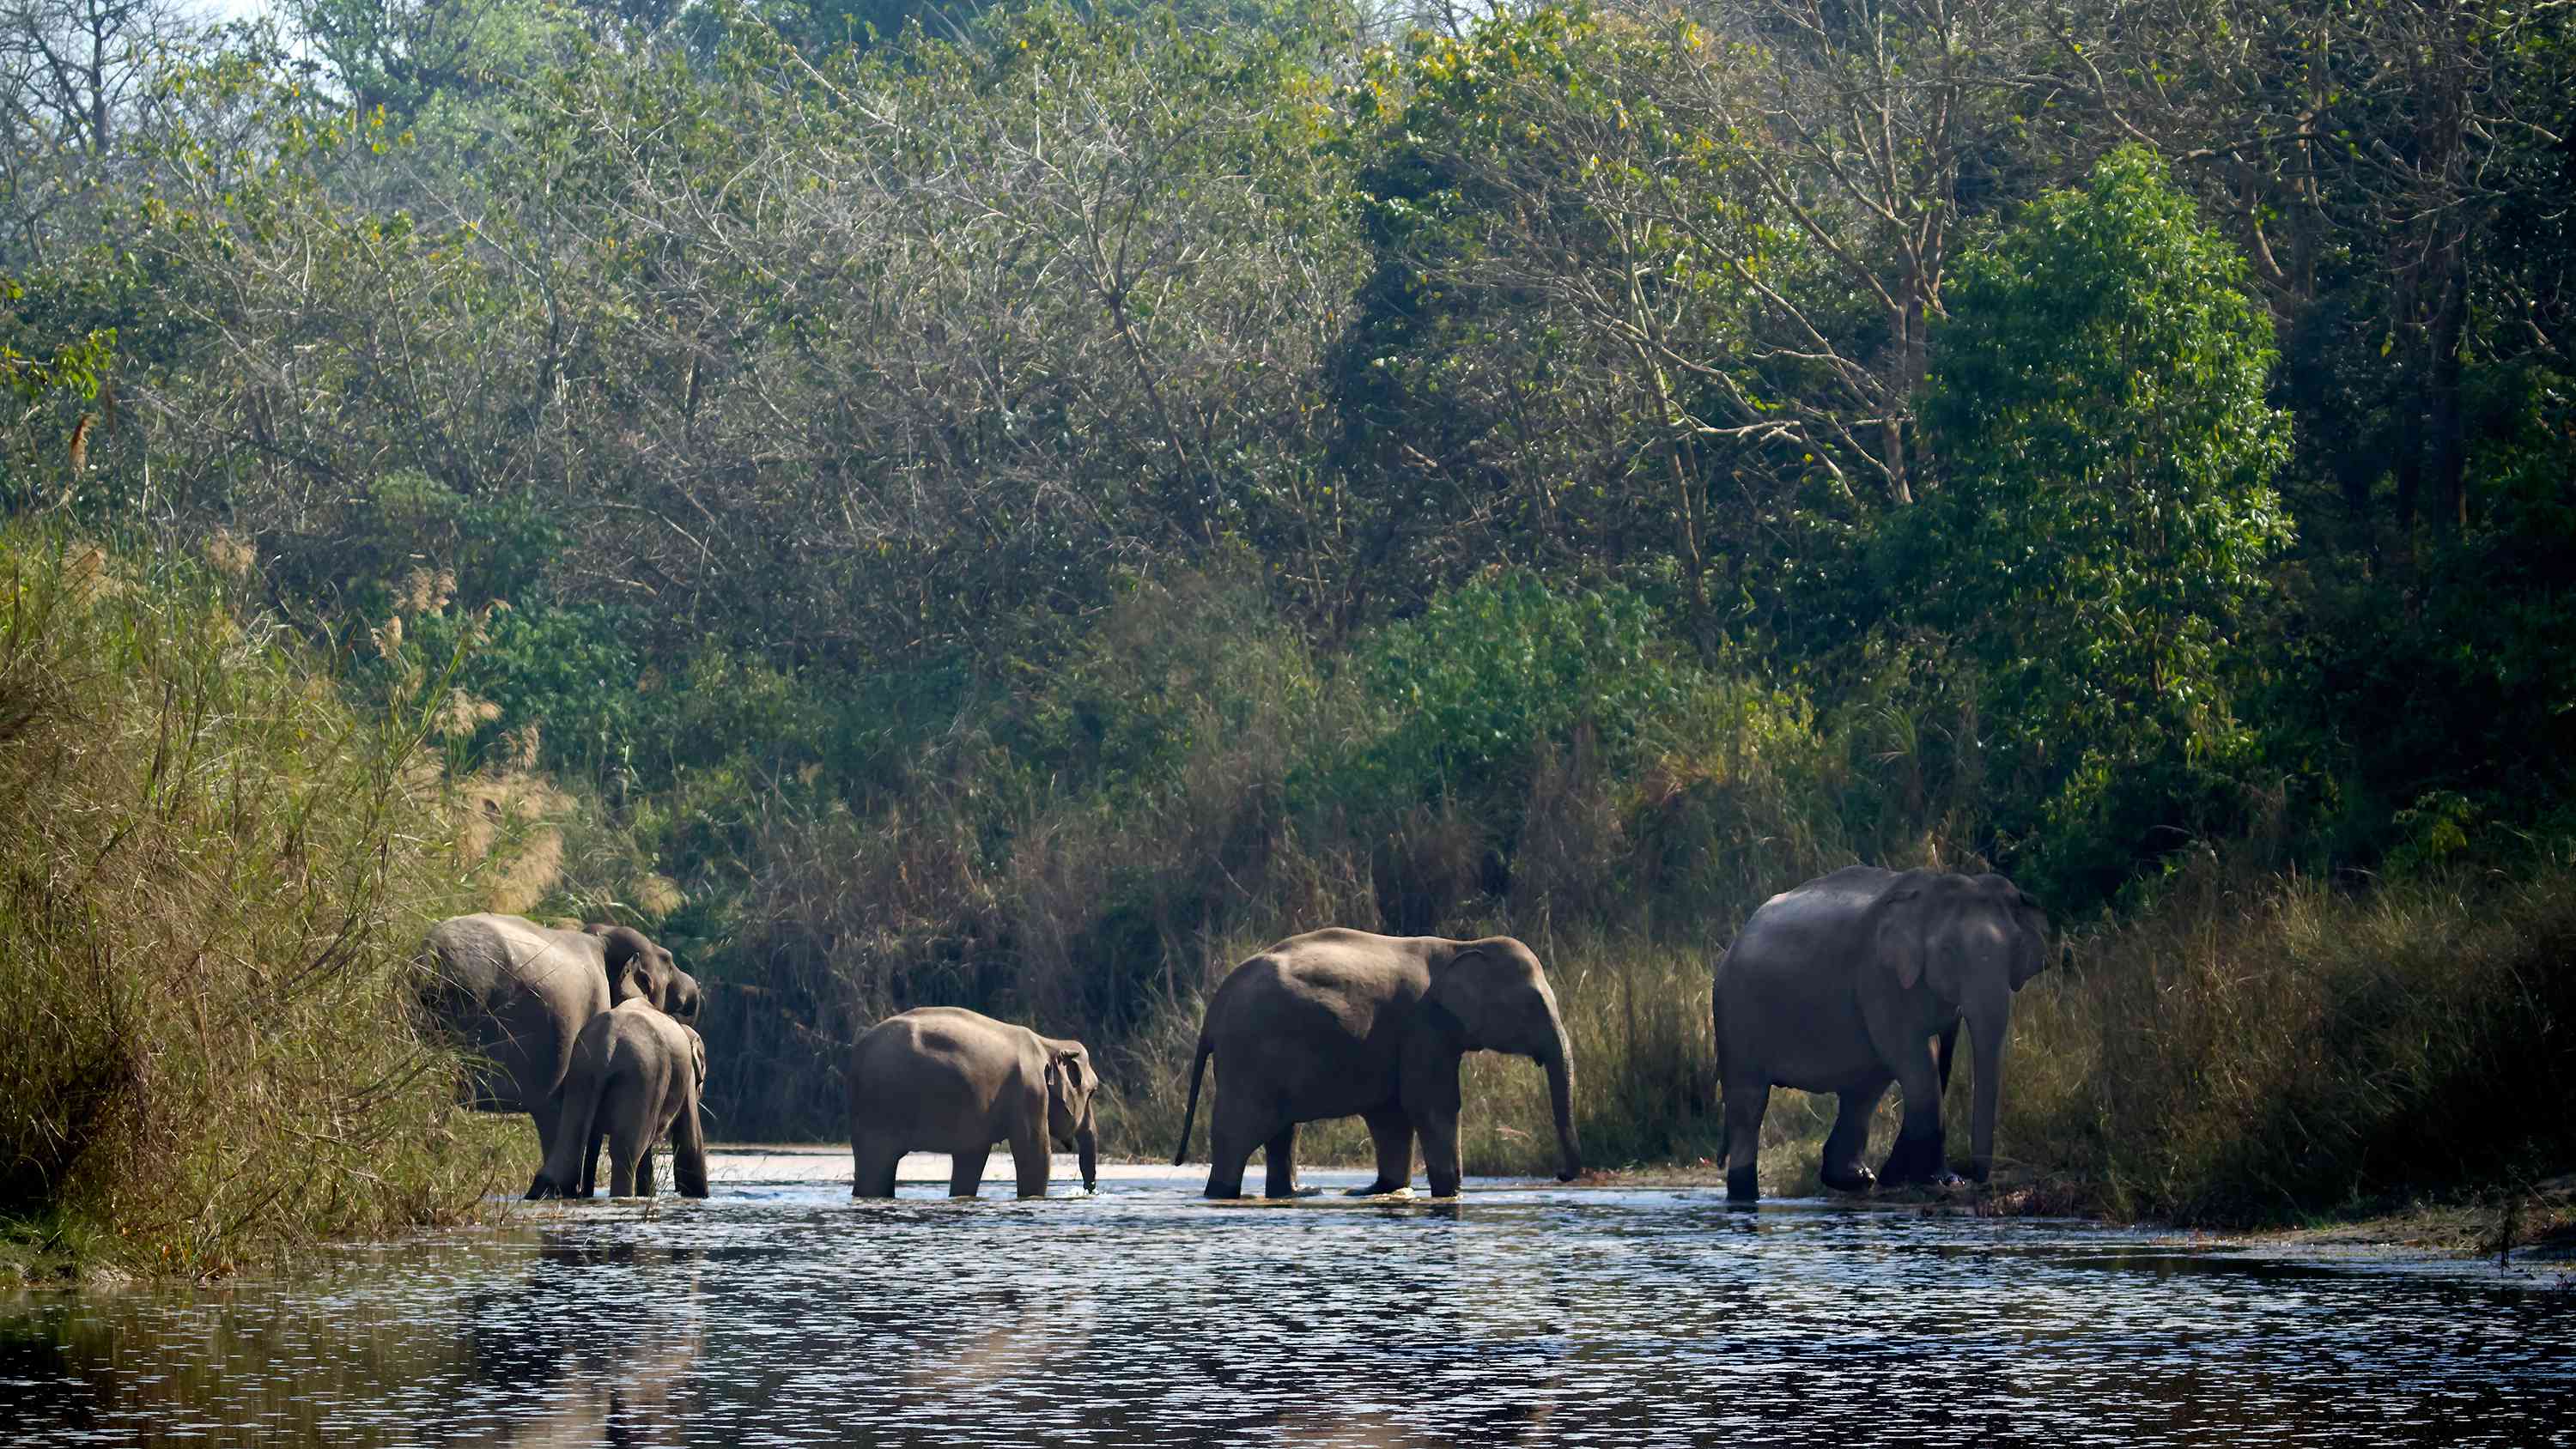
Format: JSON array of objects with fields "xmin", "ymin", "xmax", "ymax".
[{"xmin": 3, "ymin": 1149, "xmax": 2569, "ymax": 1446}]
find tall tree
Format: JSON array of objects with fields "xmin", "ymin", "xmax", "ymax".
[{"xmin": 1915, "ymin": 146, "xmax": 2293, "ymax": 893}]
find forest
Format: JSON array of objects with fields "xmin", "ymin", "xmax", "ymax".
[{"xmin": 3, "ymin": 0, "xmax": 2573, "ymax": 1270}]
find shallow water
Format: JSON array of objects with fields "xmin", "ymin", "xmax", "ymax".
[{"xmin": 4, "ymin": 1150, "xmax": 2571, "ymax": 1446}]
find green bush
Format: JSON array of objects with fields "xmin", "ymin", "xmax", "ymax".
[
  {"xmin": 1350, "ymin": 571, "xmax": 1696, "ymax": 810},
  {"xmin": 1916, "ymin": 146, "xmax": 2294, "ymax": 909}
]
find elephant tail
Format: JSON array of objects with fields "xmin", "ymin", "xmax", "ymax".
[
  {"xmin": 1172, "ymin": 1034, "xmax": 1212, "ymax": 1167},
  {"xmin": 1708, "ymin": 949, "xmax": 1726, "ymax": 1083}
]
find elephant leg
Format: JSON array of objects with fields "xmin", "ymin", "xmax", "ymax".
[
  {"xmin": 1410, "ymin": 1064, "xmax": 1467, "ymax": 1198},
  {"xmin": 1874, "ymin": 1036, "xmax": 1949, "ymax": 1187},
  {"xmin": 1721, "ymin": 1072, "xmax": 1769, "ymax": 1203},
  {"xmin": 1261, "ymin": 1124, "xmax": 1299, "ymax": 1198},
  {"xmin": 526, "ymin": 1100, "xmax": 562, "ymax": 1199},
  {"xmin": 580, "ymin": 1125, "xmax": 606, "ymax": 1198},
  {"xmin": 1820, "ymin": 1079, "xmax": 1889, "ymax": 1193},
  {"xmin": 1009, "ymin": 1113, "xmax": 1052, "ymax": 1200},
  {"xmin": 948, "ymin": 1143, "xmax": 992, "ymax": 1199},
  {"xmin": 1415, "ymin": 1112, "xmax": 1463, "ymax": 1198},
  {"xmin": 636, "ymin": 1138, "xmax": 657, "ymax": 1197},
  {"xmin": 1348, "ymin": 1109, "xmax": 1413, "ymax": 1196},
  {"xmin": 851, "ymin": 1134, "xmax": 902, "ymax": 1198},
  {"xmin": 609, "ymin": 1131, "xmax": 640, "ymax": 1197},
  {"xmin": 1202, "ymin": 1094, "xmax": 1274, "ymax": 1199}
]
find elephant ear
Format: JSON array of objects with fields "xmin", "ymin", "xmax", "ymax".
[
  {"xmin": 2008, "ymin": 886, "xmax": 2051, "ymax": 991},
  {"xmin": 1418, "ymin": 945, "xmax": 1493, "ymax": 1049},
  {"xmin": 594, "ymin": 925, "xmax": 653, "ymax": 1004},
  {"xmin": 1870, "ymin": 882, "xmax": 1929, "ymax": 991}
]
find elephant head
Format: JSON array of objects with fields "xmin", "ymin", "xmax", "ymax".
[
  {"xmin": 1042, "ymin": 1039, "xmax": 1100, "ymax": 1193},
  {"xmin": 1409, "ymin": 938, "xmax": 1583, "ymax": 1183},
  {"xmin": 592, "ymin": 924, "xmax": 702, "ymax": 1023},
  {"xmin": 1867, "ymin": 870, "xmax": 2050, "ymax": 1182}
]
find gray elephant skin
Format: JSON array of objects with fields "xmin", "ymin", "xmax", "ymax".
[
  {"xmin": 1173, "ymin": 929, "xmax": 1583, "ymax": 1199},
  {"xmin": 529, "ymin": 998, "xmax": 709, "ymax": 1199},
  {"xmin": 1712, "ymin": 865, "xmax": 2050, "ymax": 1202},
  {"xmin": 847, "ymin": 1007, "xmax": 1100, "ymax": 1198},
  {"xmin": 420, "ymin": 912, "xmax": 702, "ymax": 1193}
]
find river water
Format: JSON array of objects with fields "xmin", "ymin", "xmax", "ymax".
[{"xmin": 3, "ymin": 1149, "xmax": 2570, "ymax": 1446}]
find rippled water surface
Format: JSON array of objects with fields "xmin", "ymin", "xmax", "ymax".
[{"xmin": 5, "ymin": 1151, "xmax": 2571, "ymax": 1446}]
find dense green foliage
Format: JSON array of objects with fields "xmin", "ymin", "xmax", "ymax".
[
  {"xmin": 1911, "ymin": 146, "xmax": 2294, "ymax": 901},
  {"xmin": 3, "ymin": 0, "xmax": 2570, "ymax": 1231}
]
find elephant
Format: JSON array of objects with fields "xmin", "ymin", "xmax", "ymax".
[
  {"xmin": 1172, "ymin": 929, "xmax": 1583, "ymax": 1199},
  {"xmin": 420, "ymin": 912, "xmax": 702, "ymax": 1194},
  {"xmin": 1710, "ymin": 865, "xmax": 2050, "ymax": 1203},
  {"xmin": 528, "ymin": 998, "xmax": 709, "ymax": 1199},
  {"xmin": 847, "ymin": 1007, "xmax": 1099, "ymax": 1199}
]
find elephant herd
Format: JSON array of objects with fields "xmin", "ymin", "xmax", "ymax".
[{"xmin": 418, "ymin": 864, "xmax": 2050, "ymax": 1206}]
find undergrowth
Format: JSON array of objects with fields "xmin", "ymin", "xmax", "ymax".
[
  {"xmin": 0, "ymin": 530, "xmax": 526, "ymax": 1279},
  {"xmin": 2008, "ymin": 853, "xmax": 2576, "ymax": 1225}
]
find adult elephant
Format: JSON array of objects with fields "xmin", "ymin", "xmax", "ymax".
[
  {"xmin": 847, "ymin": 1007, "xmax": 1100, "ymax": 1199},
  {"xmin": 420, "ymin": 913, "xmax": 702, "ymax": 1194},
  {"xmin": 528, "ymin": 998, "xmax": 709, "ymax": 1200},
  {"xmin": 1711, "ymin": 866, "xmax": 2050, "ymax": 1203},
  {"xmin": 1172, "ymin": 929, "xmax": 1583, "ymax": 1199}
]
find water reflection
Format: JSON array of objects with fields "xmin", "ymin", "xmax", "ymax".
[
  {"xmin": 448, "ymin": 1233, "xmax": 704, "ymax": 1446},
  {"xmin": 3, "ymin": 1161, "xmax": 2570, "ymax": 1447}
]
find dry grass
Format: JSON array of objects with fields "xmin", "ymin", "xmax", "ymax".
[
  {"xmin": 2007, "ymin": 852, "xmax": 2576, "ymax": 1224},
  {"xmin": 0, "ymin": 530, "xmax": 526, "ymax": 1279}
]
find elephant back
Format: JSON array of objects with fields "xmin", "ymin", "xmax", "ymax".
[{"xmin": 422, "ymin": 912, "xmax": 612, "ymax": 1023}]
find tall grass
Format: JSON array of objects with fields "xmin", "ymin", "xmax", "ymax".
[
  {"xmin": 0, "ymin": 531, "xmax": 525, "ymax": 1276},
  {"xmin": 2008, "ymin": 854, "xmax": 2576, "ymax": 1223}
]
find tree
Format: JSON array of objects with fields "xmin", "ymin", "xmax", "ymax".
[
  {"xmin": 1915, "ymin": 146, "xmax": 2293, "ymax": 894},
  {"xmin": 0, "ymin": 0, "xmax": 209, "ymax": 264}
]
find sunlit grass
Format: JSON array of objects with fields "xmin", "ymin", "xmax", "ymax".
[{"xmin": 0, "ymin": 530, "xmax": 528, "ymax": 1278}]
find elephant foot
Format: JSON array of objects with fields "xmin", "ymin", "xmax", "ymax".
[
  {"xmin": 1877, "ymin": 1131, "xmax": 1944, "ymax": 1187},
  {"xmin": 1345, "ymin": 1179, "xmax": 1413, "ymax": 1197},
  {"xmin": 1818, "ymin": 1161, "xmax": 1878, "ymax": 1194},
  {"xmin": 1725, "ymin": 1167, "xmax": 1759, "ymax": 1204}
]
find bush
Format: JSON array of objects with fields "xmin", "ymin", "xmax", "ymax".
[
  {"xmin": 0, "ymin": 530, "xmax": 523, "ymax": 1277},
  {"xmin": 1347, "ymin": 570, "xmax": 1696, "ymax": 812}
]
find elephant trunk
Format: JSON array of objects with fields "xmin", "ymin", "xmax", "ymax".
[
  {"xmin": 1545, "ymin": 1026, "xmax": 1582, "ymax": 1182},
  {"xmin": 1076, "ymin": 1105, "xmax": 1099, "ymax": 1193},
  {"xmin": 1967, "ymin": 997, "xmax": 2006, "ymax": 1185}
]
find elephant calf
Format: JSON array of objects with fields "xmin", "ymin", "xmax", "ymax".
[
  {"xmin": 528, "ymin": 998, "xmax": 710, "ymax": 1200},
  {"xmin": 847, "ymin": 1007, "xmax": 1099, "ymax": 1199},
  {"xmin": 1174, "ymin": 929, "xmax": 1583, "ymax": 1199},
  {"xmin": 1712, "ymin": 865, "xmax": 2050, "ymax": 1203}
]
